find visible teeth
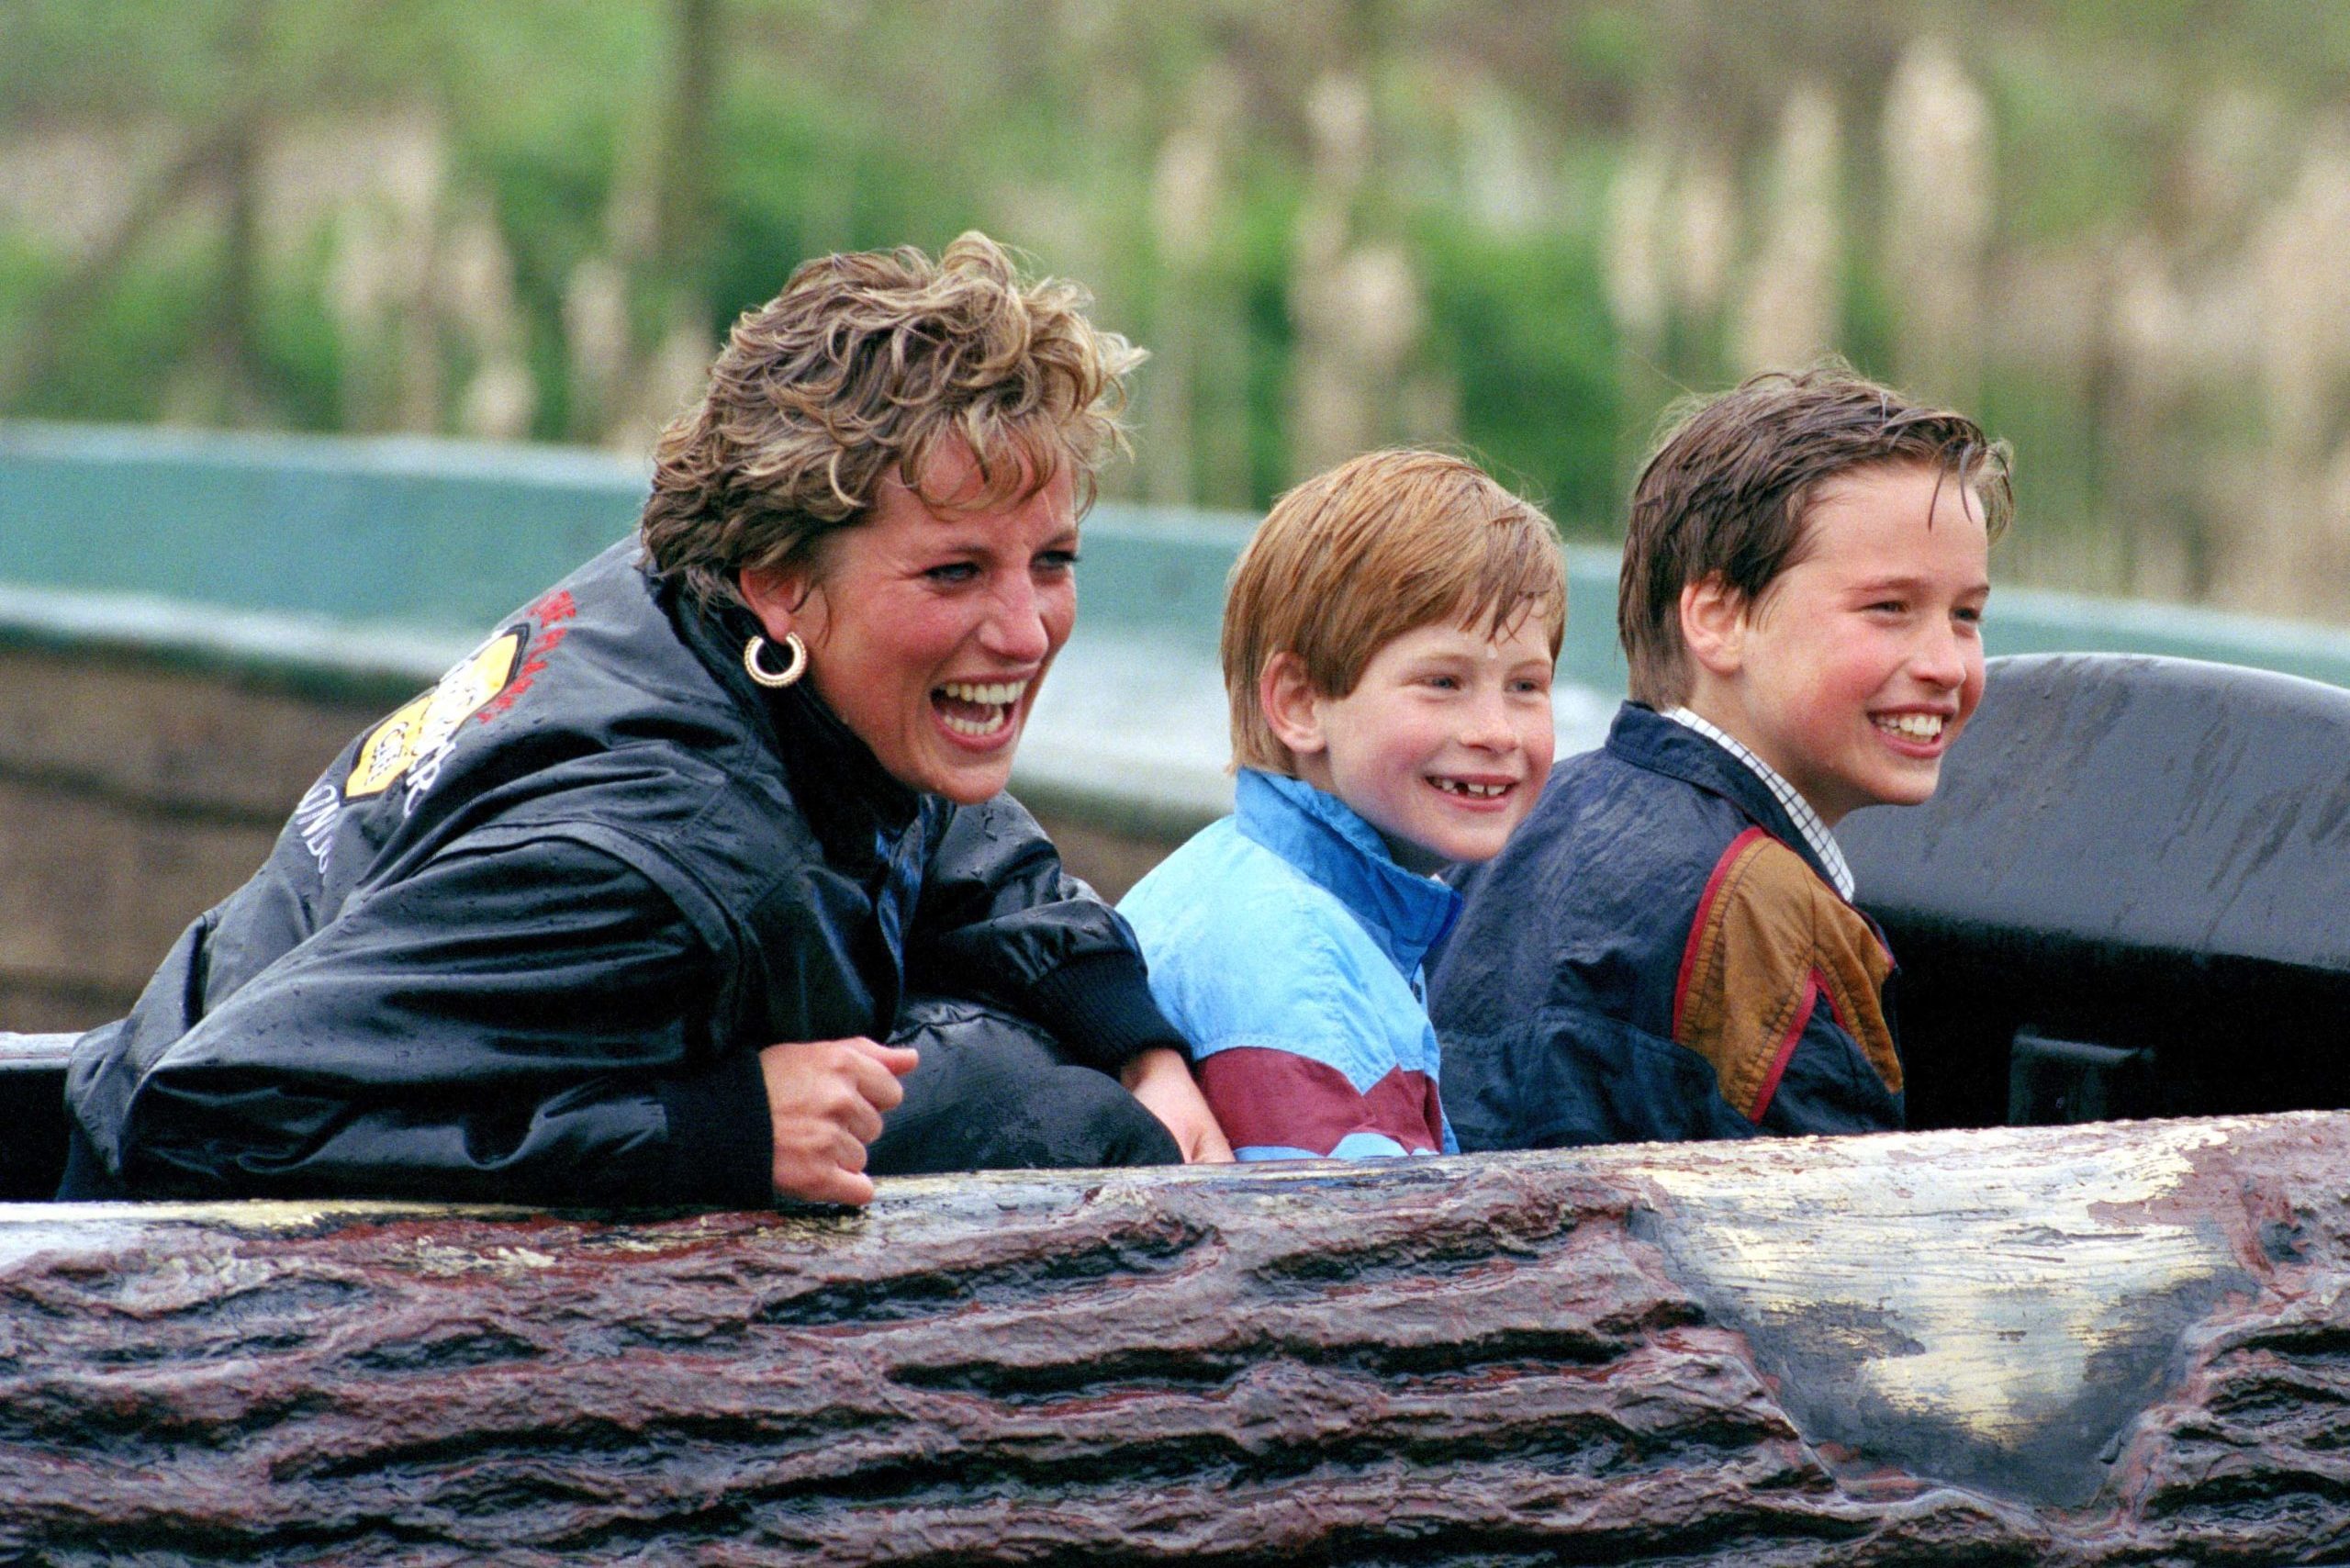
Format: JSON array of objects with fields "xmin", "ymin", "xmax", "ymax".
[
  {"xmin": 1877, "ymin": 712, "xmax": 1945, "ymax": 740},
  {"xmin": 940, "ymin": 709, "xmax": 1010, "ymax": 737},
  {"xmin": 935, "ymin": 680, "xmax": 1024, "ymax": 739},
  {"xmin": 1433, "ymin": 778, "xmax": 1509, "ymax": 798},
  {"xmin": 939, "ymin": 680, "xmax": 1027, "ymax": 705}
]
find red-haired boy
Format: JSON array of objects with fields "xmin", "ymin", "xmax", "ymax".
[{"xmin": 1121, "ymin": 450, "xmax": 1565, "ymax": 1159}]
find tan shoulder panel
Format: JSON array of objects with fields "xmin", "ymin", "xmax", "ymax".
[{"xmin": 1673, "ymin": 830, "xmax": 1900, "ymax": 1121}]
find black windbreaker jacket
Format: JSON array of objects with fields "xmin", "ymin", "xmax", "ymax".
[{"xmin": 63, "ymin": 539, "xmax": 1186, "ymax": 1205}]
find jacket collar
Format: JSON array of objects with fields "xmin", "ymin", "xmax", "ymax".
[
  {"xmin": 1233, "ymin": 768, "xmax": 1460, "ymax": 975},
  {"xmin": 1603, "ymin": 701, "xmax": 1844, "ymax": 891},
  {"xmin": 666, "ymin": 573, "xmax": 923, "ymax": 867}
]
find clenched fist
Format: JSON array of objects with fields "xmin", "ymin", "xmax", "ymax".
[{"xmin": 758, "ymin": 1036, "xmax": 921, "ymax": 1205}]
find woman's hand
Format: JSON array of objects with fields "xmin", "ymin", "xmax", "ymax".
[
  {"xmin": 1121, "ymin": 1047, "xmax": 1235, "ymax": 1164},
  {"xmin": 759, "ymin": 1037, "xmax": 921, "ymax": 1204}
]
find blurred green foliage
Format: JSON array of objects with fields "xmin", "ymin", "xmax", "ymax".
[
  {"xmin": 4, "ymin": 0, "xmax": 2350, "ymax": 611},
  {"xmin": 1416, "ymin": 223, "xmax": 1619, "ymax": 521}
]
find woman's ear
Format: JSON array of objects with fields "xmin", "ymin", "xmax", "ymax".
[
  {"xmin": 1679, "ymin": 575, "xmax": 1748, "ymax": 678},
  {"xmin": 1259, "ymin": 652, "xmax": 1328, "ymax": 759},
  {"xmin": 737, "ymin": 565, "xmax": 814, "ymax": 644}
]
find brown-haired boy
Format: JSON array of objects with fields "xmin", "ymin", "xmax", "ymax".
[
  {"xmin": 1431, "ymin": 365, "xmax": 2012, "ymax": 1147},
  {"xmin": 1119, "ymin": 450, "xmax": 1566, "ymax": 1159}
]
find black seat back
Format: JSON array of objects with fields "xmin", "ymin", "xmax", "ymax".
[
  {"xmin": 0, "ymin": 1033, "xmax": 74, "ymax": 1200},
  {"xmin": 1839, "ymin": 653, "xmax": 2350, "ymax": 1128}
]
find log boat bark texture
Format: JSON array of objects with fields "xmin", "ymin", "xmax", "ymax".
[{"xmin": 5, "ymin": 1113, "xmax": 2348, "ymax": 1565}]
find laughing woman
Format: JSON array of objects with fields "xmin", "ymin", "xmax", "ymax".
[{"xmin": 62, "ymin": 234, "xmax": 1229, "ymax": 1205}]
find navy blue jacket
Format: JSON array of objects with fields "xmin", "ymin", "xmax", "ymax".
[
  {"xmin": 63, "ymin": 540, "xmax": 1183, "ymax": 1204},
  {"xmin": 1431, "ymin": 704, "xmax": 1905, "ymax": 1149}
]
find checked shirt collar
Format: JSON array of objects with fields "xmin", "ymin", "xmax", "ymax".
[{"xmin": 1662, "ymin": 707, "xmax": 1856, "ymax": 901}]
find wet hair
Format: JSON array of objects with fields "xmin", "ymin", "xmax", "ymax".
[
  {"xmin": 1223, "ymin": 449, "xmax": 1567, "ymax": 775},
  {"xmin": 640, "ymin": 231, "xmax": 1144, "ymax": 607},
  {"xmin": 1618, "ymin": 362, "xmax": 2014, "ymax": 708}
]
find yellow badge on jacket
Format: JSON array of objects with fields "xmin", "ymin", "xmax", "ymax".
[{"xmin": 345, "ymin": 631, "xmax": 524, "ymax": 800}]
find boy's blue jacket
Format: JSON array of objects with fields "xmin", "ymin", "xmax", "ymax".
[
  {"xmin": 1119, "ymin": 769, "xmax": 1459, "ymax": 1160},
  {"xmin": 1430, "ymin": 703, "xmax": 1905, "ymax": 1149}
]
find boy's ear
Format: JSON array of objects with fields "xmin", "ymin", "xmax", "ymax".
[
  {"xmin": 1259, "ymin": 652, "xmax": 1328, "ymax": 758},
  {"xmin": 1679, "ymin": 575, "xmax": 1748, "ymax": 678}
]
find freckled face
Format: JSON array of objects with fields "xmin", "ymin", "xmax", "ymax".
[
  {"xmin": 1715, "ymin": 462, "xmax": 1991, "ymax": 825},
  {"xmin": 742, "ymin": 445, "xmax": 1078, "ymax": 804},
  {"xmin": 1295, "ymin": 614, "xmax": 1557, "ymax": 870}
]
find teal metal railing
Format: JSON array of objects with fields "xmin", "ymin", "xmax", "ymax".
[{"xmin": 9, "ymin": 419, "xmax": 2350, "ymax": 831}]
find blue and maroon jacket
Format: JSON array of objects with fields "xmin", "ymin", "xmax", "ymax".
[
  {"xmin": 1430, "ymin": 703, "xmax": 1905, "ymax": 1149},
  {"xmin": 1119, "ymin": 768, "xmax": 1459, "ymax": 1160}
]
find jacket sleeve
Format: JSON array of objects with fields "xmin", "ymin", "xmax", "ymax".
[
  {"xmin": 75, "ymin": 836, "xmax": 775, "ymax": 1206},
  {"xmin": 1753, "ymin": 996, "xmax": 1907, "ymax": 1135},
  {"xmin": 1667, "ymin": 830, "xmax": 1904, "ymax": 1136},
  {"xmin": 1438, "ymin": 1004, "xmax": 1762, "ymax": 1151},
  {"xmin": 1438, "ymin": 966, "xmax": 1900, "ymax": 1148},
  {"xmin": 904, "ymin": 794, "xmax": 1189, "ymax": 1073}
]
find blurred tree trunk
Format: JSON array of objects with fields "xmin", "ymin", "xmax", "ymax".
[
  {"xmin": 0, "ymin": 134, "xmax": 232, "ymax": 409},
  {"xmin": 162, "ymin": 0, "xmax": 274, "ymax": 427},
  {"xmin": 653, "ymin": 0, "xmax": 721, "ymax": 319},
  {"xmin": 201, "ymin": 16, "xmax": 273, "ymax": 426},
  {"xmin": 579, "ymin": 0, "xmax": 723, "ymax": 450},
  {"xmin": 0, "ymin": 0, "xmax": 385, "ymax": 420}
]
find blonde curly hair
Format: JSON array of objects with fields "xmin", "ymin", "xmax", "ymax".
[{"xmin": 641, "ymin": 231, "xmax": 1144, "ymax": 606}]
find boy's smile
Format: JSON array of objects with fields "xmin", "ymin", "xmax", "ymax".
[
  {"xmin": 1282, "ymin": 615, "xmax": 1557, "ymax": 871},
  {"xmin": 1684, "ymin": 461, "xmax": 1990, "ymax": 827}
]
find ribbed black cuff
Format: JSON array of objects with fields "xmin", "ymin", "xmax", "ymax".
[
  {"xmin": 655, "ymin": 1049, "xmax": 773, "ymax": 1209},
  {"xmin": 1024, "ymin": 952, "xmax": 1193, "ymax": 1072}
]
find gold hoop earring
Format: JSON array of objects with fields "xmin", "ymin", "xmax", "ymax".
[{"xmin": 744, "ymin": 633, "xmax": 808, "ymax": 689}]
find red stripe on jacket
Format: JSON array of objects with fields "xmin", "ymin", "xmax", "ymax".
[{"xmin": 1672, "ymin": 826, "xmax": 1771, "ymax": 1040}]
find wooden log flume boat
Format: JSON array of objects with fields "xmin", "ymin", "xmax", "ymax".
[{"xmin": 1, "ymin": 651, "xmax": 2346, "ymax": 1564}]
